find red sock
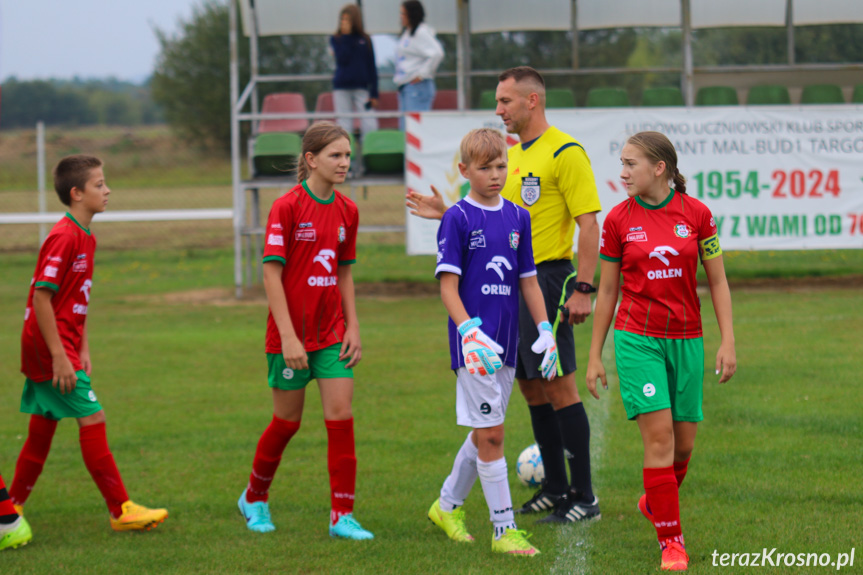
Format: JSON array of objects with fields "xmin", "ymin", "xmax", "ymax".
[
  {"xmin": 643, "ymin": 466, "xmax": 684, "ymax": 549},
  {"xmin": 325, "ymin": 418, "xmax": 356, "ymax": 525},
  {"xmin": 246, "ymin": 416, "xmax": 300, "ymax": 503},
  {"xmin": 642, "ymin": 456, "xmax": 692, "ymax": 516},
  {"xmin": 79, "ymin": 423, "xmax": 129, "ymax": 518},
  {"xmin": 9, "ymin": 415, "xmax": 58, "ymax": 505},
  {"xmin": 0, "ymin": 473, "xmax": 18, "ymax": 522},
  {"xmin": 674, "ymin": 456, "xmax": 691, "ymax": 488}
]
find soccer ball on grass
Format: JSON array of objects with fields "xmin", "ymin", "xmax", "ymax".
[{"xmin": 516, "ymin": 444, "xmax": 544, "ymax": 487}]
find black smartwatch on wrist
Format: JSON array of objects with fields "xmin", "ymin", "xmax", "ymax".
[{"xmin": 573, "ymin": 281, "xmax": 597, "ymax": 294}]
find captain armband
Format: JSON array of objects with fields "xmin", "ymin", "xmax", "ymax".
[{"xmin": 699, "ymin": 234, "xmax": 722, "ymax": 261}]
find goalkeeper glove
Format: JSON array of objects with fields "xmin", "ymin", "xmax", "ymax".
[
  {"xmin": 458, "ymin": 318, "xmax": 504, "ymax": 376},
  {"xmin": 530, "ymin": 321, "xmax": 558, "ymax": 380}
]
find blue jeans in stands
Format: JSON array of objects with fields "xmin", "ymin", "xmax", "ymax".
[{"xmin": 398, "ymin": 79, "xmax": 436, "ymax": 130}]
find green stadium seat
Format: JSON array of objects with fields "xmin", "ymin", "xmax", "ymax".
[
  {"xmin": 853, "ymin": 84, "xmax": 863, "ymax": 103},
  {"xmin": 585, "ymin": 88, "xmax": 630, "ymax": 108},
  {"xmin": 252, "ymin": 132, "xmax": 302, "ymax": 176},
  {"xmin": 362, "ymin": 130, "xmax": 405, "ymax": 174},
  {"xmin": 642, "ymin": 86, "xmax": 684, "ymax": 107},
  {"xmin": 800, "ymin": 84, "xmax": 845, "ymax": 104},
  {"xmin": 545, "ymin": 88, "xmax": 576, "ymax": 108},
  {"xmin": 746, "ymin": 85, "xmax": 791, "ymax": 105},
  {"xmin": 695, "ymin": 86, "xmax": 739, "ymax": 106},
  {"xmin": 478, "ymin": 90, "xmax": 497, "ymax": 110}
]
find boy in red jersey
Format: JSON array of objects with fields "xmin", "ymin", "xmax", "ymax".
[
  {"xmin": 586, "ymin": 132, "xmax": 737, "ymax": 571},
  {"xmin": 238, "ymin": 122, "xmax": 373, "ymax": 540},
  {"xmin": 10, "ymin": 155, "xmax": 168, "ymax": 532}
]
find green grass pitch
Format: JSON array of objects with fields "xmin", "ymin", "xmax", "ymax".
[{"xmin": 1, "ymin": 247, "xmax": 861, "ymax": 574}]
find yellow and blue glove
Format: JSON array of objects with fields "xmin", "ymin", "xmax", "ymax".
[
  {"xmin": 458, "ymin": 318, "xmax": 504, "ymax": 376},
  {"xmin": 530, "ymin": 321, "xmax": 558, "ymax": 380}
]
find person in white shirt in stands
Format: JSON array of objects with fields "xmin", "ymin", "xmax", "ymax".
[{"xmin": 393, "ymin": 0, "xmax": 444, "ymax": 129}]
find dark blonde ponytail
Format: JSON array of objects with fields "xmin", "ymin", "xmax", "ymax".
[
  {"xmin": 672, "ymin": 166, "xmax": 687, "ymax": 195},
  {"xmin": 295, "ymin": 121, "xmax": 352, "ymax": 184}
]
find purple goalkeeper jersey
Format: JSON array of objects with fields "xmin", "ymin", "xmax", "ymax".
[{"xmin": 435, "ymin": 195, "xmax": 537, "ymax": 370}]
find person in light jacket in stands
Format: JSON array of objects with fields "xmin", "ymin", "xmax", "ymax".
[{"xmin": 393, "ymin": 0, "xmax": 444, "ymax": 129}]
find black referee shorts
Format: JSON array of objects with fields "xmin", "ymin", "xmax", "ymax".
[{"xmin": 515, "ymin": 259, "xmax": 578, "ymax": 380}]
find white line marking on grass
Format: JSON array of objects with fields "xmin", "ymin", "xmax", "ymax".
[{"xmin": 550, "ymin": 327, "xmax": 615, "ymax": 575}]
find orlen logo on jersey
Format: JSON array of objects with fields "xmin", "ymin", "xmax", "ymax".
[
  {"xmin": 647, "ymin": 246, "xmax": 683, "ymax": 280},
  {"xmin": 482, "ymin": 255, "xmax": 513, "ymax": 295},
  {"xmin": 80, "ymin": 279, "xmax": 92, "ymax": 302},
  {"xmin": 308, "ymin": 249, "xmax": 338, "ymax": 287},
  {"xmin": 74, "ymin": 280, "xmax": 92, "ymax": 314}
]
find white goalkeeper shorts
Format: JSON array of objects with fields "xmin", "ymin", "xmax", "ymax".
[{"xmin": 455, "ymin": 365, "xmax": 515, "ymax": 429}]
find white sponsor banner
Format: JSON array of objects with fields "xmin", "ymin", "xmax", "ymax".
[{"xmin": 405, "ymin": 106, "xmax": 863, "ymax": 255}]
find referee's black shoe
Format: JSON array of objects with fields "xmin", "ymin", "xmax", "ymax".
[
  {"xmin": 536, "ymin": 490, "xmax": 601, "ymax": 523},
  {"xmin": 514, "ymin": 483, "xmax": 565, "ymax": 514}
]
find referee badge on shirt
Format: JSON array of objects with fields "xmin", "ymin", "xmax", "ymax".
[{"xmin": 521, "ymin": 175, "xmax": 540, "ymax": 206}]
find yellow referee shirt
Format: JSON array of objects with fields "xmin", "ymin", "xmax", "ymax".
[{"xmin": 501, "ymin": 126, "xmax": 602, "ymax": 263}]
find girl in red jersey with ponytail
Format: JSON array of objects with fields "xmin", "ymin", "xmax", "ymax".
[
  {"xmin": 238, "ymin": 122, "xmax": 372, "ymax": 541},
  {"xmin": 586, "ymin": 131, "xmax": 737, "ymax": 571}
]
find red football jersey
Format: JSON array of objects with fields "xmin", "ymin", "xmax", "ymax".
[
  {"xmin": 600, "ymin": 190, "xmax": 722, "ymax": 339},
  {"xmin": 21, "ymin": 214, "xmax": 97, "ymax": 381},
  {"xmin": 262, "ymin": 182, "xmax": 358, "ymax": 353}
]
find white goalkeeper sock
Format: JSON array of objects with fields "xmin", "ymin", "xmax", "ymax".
[
  {"xmin": 439, "ymin": 432, "xmax": 478, "ymax": 511},
  {"xmin": 477, "ymin": 456, "xmax": 516, "ymax": 537}
]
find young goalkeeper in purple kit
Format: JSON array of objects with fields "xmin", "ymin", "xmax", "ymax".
[{"xmin": 427, "ymin": 128, "xmax": 557, "ymax": 556}]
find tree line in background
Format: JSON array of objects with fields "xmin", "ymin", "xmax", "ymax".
[
  {"xmin": 0, "ymin": 77, "xmax": 162, "ymax": 128},
  {"xmin": 2, "ymin": 0, "xmax": 861, "ymax": 155}
]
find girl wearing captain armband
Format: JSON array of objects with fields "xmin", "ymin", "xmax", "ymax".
[{"xmin": 585, "ymin": 131, "xmax": 737, "ymax": 572}]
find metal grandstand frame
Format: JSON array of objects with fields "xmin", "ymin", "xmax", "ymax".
[{"xmin": 229, "ymin": 0, "xmax": 863, "ymax": 295}]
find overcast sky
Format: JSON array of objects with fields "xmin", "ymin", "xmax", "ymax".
[
  {"xmin": 0, "ymin": 0, "xmax": 209, "ymax": 82},
  {"xmin": 0, "ymin": 0, "xmax": 396, "ymax": 84}
]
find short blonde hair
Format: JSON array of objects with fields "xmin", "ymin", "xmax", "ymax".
[
  {"xmin": 498, "ymin": 66, "xmax": 546, "ymax": 106},
  {"xmin": 459, "ymin": 128, "xmax": 507, "ymax": 167}
]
